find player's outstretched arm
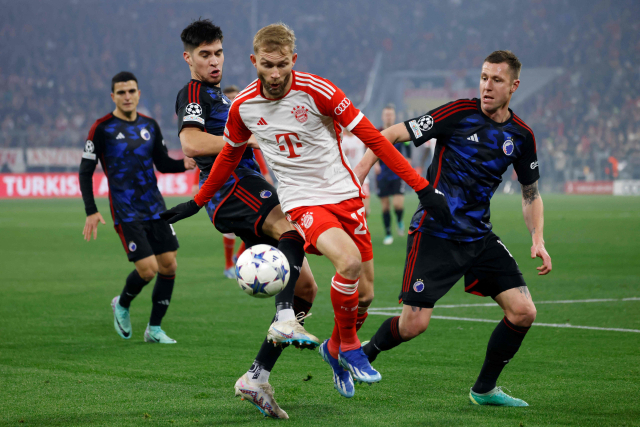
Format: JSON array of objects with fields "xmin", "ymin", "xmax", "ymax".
[
  {"xmin": 354, "ymin": 123, "xmax": 412, "ymax": 183},
  {"xmin": 352, "ymin": 118, "xmax": 452, "ymax": 225},
  {"xmin": 180, "ymin": 127, "xmax": 227, "ymax": 158},
  {"xmin": 160, "ymin": 142, "xmax": 245, "ymax": 224},
  {"xmin": 83, "ymin": 212, "xmax": 106, "ymax": 241},
  {"xmin": 521, "ymin": 181, "xmax": 552, "ymax": 275}
]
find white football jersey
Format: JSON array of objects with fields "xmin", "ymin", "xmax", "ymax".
[
  {"xmin": 341, "ymin": 132, "xmax": 366, "ymax": 170},
  {"xmin": 223, "ymin": 71, "xmax": 365, "ymax": 212}
]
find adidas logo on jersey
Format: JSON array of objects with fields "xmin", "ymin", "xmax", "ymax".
[
  {"xmin": 257, "ymin": 118, "xmax": 268, "ymax": 126},
  {"xmin": 467, "ymin": 133, "xmax": 479, "ymax": 142},
  {"xmin": 116, "ymin": 133, "xmax": 125, "ymax": 140}
]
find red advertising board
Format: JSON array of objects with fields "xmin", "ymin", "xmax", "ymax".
[
  {"xmin": 0, "ymin": 172, "xmax": 196, "ymax": 199},
  {"xmin": 564, "ymin": 181, "xmax": 613, "ymax": 195}
]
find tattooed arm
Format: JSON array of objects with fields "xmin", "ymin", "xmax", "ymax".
[{"xmin": 521, "ymin": 181, "xmax": 552, "ymax": 275}]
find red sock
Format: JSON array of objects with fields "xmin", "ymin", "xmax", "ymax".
[
  {"xmin": 355, "ymin": 311, "xmax": 369, "ymax": 332},
  {"xmin": 235, "ymin": 241, "xmax": 246, "ymax": 260},
  {"xmin": 330, "ymin": 273, "xmax": 360, "ymax": 352},
  {"xmin": 223, "ymin": 236, "xmax": 236, "ymax": 269},
  {"xmin": 327, "ymin": 321, "xmax": 341, "ymax": 359}
]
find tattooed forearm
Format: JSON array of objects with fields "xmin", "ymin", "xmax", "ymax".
[
  {"xmin": 521, "ymin": 182, "xmax": 539, "ymax": 206},
  {"xmin": 517, "ymin": 286, "xmax": 531, "ymax": 299}
]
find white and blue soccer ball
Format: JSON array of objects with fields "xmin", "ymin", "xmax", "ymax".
[{"xmin": 235, "ymin": 244, "xmax": 290, "ymax": 298}]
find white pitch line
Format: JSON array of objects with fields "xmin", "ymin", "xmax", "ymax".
[
  {"xmin": 369, "ymin": 297, "xmax": 640, "ymax": 311},
  {"xmin": 367, "ymin": 312, "xmax": 640, "ymax": 334}
]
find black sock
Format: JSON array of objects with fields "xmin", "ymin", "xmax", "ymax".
[
  {"xmin": 395, "ymin": 208, "xmax": 404, "ymax": 225},
  {"xmin": 293, "ymin": 295, "xmax": 313, "ymax": 324},
  {"xmin": 275, "ymin": 230, "xmax": 305, "ymax": 311},
  {"xmin": 363, "ymin": 316, "xmax": 407, "ymax": 363},
  {"xmin": 118, "ymin": 270, "xmax": 150, "ymax": 309},
  {"xmin": 149, "ymin": 273, "xmax": 175, "ymax": 326},
  {"xmin": 472, "ymin": 316, "xmax": 530, "ymax": 394},
  {"xmin": 382, "ymin": 211, "xmax": 391, "ymax": 235}
]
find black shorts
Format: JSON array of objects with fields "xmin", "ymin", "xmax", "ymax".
[
  {"xmin": 399, "ymin": 231, "xmax": 525, "ymax": 308},
  {"xmin": 209, "ymin": 175, "xmax": 280, "ymax": 248},
  {"xmin": 115, "ymin": 219, "xmax": 179, "ymax": 263},
  {"xmin": 376, "ymin": 178, "xmax": 405, "ymax": 198}
]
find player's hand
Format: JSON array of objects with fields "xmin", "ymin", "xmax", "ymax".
[
  {"xmin": 531, "ymin": 241, "xmax": 552, "ymax": 275},
  {"xmin": 83, "ymin": 212, "xmax": 106, "ymax": 241},
  {"xmin": 247, "ymin": 136, "xmax": 260, "ymax": 149},
  {"xmin": 373, "ymin": 162, "xmax": 381, "ymax": 175},
  {"xmin": 416, "ymin": 185, "xmax": 453, "ymax": 226},
  {"xmin": 184, "ymin": 156, "xmax": 196, "ymax": 170},
  {"xmin": 160, "ymin": 199, "xmax": 202, "ymax": 224}
]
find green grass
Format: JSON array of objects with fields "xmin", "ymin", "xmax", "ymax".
[{"xmin": 1, "ymin": 194, "xmax": 639, "ymax": 426}]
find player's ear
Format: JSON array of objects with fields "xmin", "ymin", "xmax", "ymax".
[
  {"xmin": 250, "ymin": 54, "xmax": 257, "ymax": 68},
  {"xmin": 110, "ymin": 92, "xmax": 115, "ymax": 103},
  {"xmin": 291, "ymin": 53, "xmax": 297, "ymax": 66},
  {"xmin": 511, "ymin": 79, "xmax": 520, "ymax": 94},
  {"xmin": 183, "ymin": 51, "xmax": 191, "ymax": 66}
]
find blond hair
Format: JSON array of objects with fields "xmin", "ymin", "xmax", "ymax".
[{"xmin": 253, "ymin": 23, "xmax": 296, "ymax": 54}]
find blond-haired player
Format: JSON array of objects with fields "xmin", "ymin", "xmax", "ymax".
[{"xmin": 162, "ymin": 23, "xmax": 451, "ymax": 414}]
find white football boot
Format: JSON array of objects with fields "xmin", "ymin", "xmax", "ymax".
[
  {"xmin": 234, "ymin": 373, "xmax": 289, "ymax": 419},
  {"xmin": 144, "ymin": 324, "xmax": 177, "ymax": 344},
  {"xmin": 267, "ymin": 312, "xmax": 320, "ymax": 349}
]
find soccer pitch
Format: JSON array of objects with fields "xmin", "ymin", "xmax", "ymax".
[{"xmin": 1, "ymin": 194, "xmax": 639, "ymax": 426}]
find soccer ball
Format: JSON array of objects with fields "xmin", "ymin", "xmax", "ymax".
[{"xmin": 235, "ymin": 244, "xmax": 290, "ymax": 298}]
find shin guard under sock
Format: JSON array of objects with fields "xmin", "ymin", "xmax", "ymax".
[
  {"xmin": 330, "ymin": 273, "xmax": 360, "ymax": 352},
  {"xmin": 275, "ymin": 231, "xmax": 306, "ymax": 312},
  {"xmin": 149, "ymin": 273, "xmax": 175, "ymax": 326},
  {"xmin": 472, "ymin": 316, "xmax": 530, "ymax": 394},
  {"xmin": 363, "ymin": 316, "xmax": 406, "ymax": 363},
  {"xmin": 118, "ymin": 270, "xmax": 150, "ymax": 308}
]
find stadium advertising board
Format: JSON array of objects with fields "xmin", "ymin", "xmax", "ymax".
[
  {"xmin": 564, "ymin": 181, "xmax": 614, "ymax": 195},
  {"xmin": 613, "ymin": 180, "xmax": 640, "ymax": 196},
  {"xmin": 0, "ymin": 172, "xmax": 194, "ymax": 199}
]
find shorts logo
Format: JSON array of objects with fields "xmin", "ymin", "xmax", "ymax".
[
  {"xmin": 140, "ymin": 128, "xmax": 151, "ymax": 141},
  {"xmin": 409, "ymin": 120, "xmax": 422, "ymax": 139},
  {"xmin": 503, "ymin": 139, "xmax": 514, "ymax": 156},
  {"xmin": 291, "ymin": 105, "xmax": 309, "ymax": 123},
  {"xmin": 417, "ymin": 115, "xmax": 434, "ymax": 132},
  {"xmin": 85, "ymin": 140, "xmax": 94, "ymax": 153},
  {"xmin": 413, "ymin": 279, "xmax": 425, "ymax": 293},
  {"xmin": 186, "ymin": 103, "xmax": 202, "ymax": 116},
  {"xmin": 530, "ymin": 161, "xmax": 538, "ymax": 169},
  {"xmin": 260, "ymin": 190, "xmax": 272, "ymax": 199},
  {"xmin": 334, "ymin": 97, "xmax": 351, "ymax": 115},
  {"xmin": 301, "ymin": 212, "xmax": 313, "ymax": 229},
  {"xmin": 128, "ymin": 241, "xmax": 137, "ymax": 252}
]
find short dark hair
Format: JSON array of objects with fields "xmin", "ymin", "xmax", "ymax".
[
  {"xmin": 111, "ymin": 71, "xmax": 138, "ymax": 92},
  {"xmin": 223, "ymin": 85, "xmax": 239, "ymax": 95},
  {"xmin": 181, "ymin": 19, "xmax": 223, "ymax": 52},
  {"xmin": 383, "ymin": 103, "xmax": 396, "ymax": 111},
  {"xmin": 483, "ymin": 50, "xmax": 522, "ymax": 81}
]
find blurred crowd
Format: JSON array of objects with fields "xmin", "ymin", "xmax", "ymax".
[{"xmin": 1, "ymin": 0, "xmax": 638, "ymax": 183}]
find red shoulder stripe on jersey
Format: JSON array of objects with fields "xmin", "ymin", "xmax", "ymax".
[
  {"xmin": 434, "ymin": 106, "xmax": 477, "ymax": 123},
  {"xmin": 234, "ymin": 83, "xmax": 259, "ymax": 103},
  {"xmin": 512, "ymin": 114, "xmax": 537, "ymax": 153},
  {"xmin": 433, "ymin": 146, "xmax": 446, "ymax": 188},
  {"xmin": 188, "ymin": 81, "xmax": 193, "ymax": 103},
  {"xmin": 138, "ymin": 112, "xmax": 151, "ymax": 119},
  {"xmin": 196, "ymin": 82, "xmax": 201, "ymax": 104},
  {"xmin": 87, "ymin": 113, "xmax": 113, "ymax": 141},
  {"xmin": 431, "ymin": 100, "xmax": 476, "ymax": 120},
  {"xmin": 295, "ymin": 71, "xmax": 338, "ymax": 91},
  {"xmin": 236, "ymin": 81, "xmax": 258, "ymax": 98}
]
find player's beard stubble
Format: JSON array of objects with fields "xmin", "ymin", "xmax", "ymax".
[{"xmin": 259, "ymin": 72, "xmax": 291, "ymax": 98}]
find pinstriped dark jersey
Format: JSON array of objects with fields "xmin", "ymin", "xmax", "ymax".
[
  {"xmin": 404, "ymin": 98, "xmax": 539, "ymax": 242},
  {"xmin": 175, "ymin": 80, "xmax": 261, "ymax": 214}
]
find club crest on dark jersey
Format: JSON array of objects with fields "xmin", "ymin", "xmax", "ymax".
[
  {"xmin": 140, "ymin": 128, "xmax": 151, "ymax": 141},
  {"xmin": 503, "ymin": 139, "xmax": 514, "ymax": 156},
  {"xmin": 128, "ymin": 241, "xmax": 137, "ymax": 252}
]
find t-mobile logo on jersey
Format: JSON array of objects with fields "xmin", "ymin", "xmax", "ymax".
[{"xmin": 276, "ymin": 132, "xmax": 302, "ymax": 158}]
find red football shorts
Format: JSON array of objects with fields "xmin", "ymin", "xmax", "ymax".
[{"xmin": 287, "ymin": 197, "xmax": 373, "ymax": 262}]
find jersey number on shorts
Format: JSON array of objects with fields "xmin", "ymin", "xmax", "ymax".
[
  {"xmin": 276, "ymin": 132, "xmax": 302, "ymax": 158},
  {"xmin": 350, "ymin": 207, "xmax": 369, "ymax": 235}
]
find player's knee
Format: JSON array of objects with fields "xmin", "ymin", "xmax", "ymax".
[
  {"xmin": 338, "ymin": 255, "xmax": 361, "ymax": 279},
  {"xmin": 358, "ymin": 293, "xmax": 374, "ymax": 309},
  {"xmin": 399, "ymin": 315, "xmax": 429, "ymax": 340},
  {"xmin": 159, "ymin": 259, "xmax": 177, "ymax": 276},
  {"xmin": 506, "ymin": 304, "xmax": 537, "ymax": 327},
  {"xmin": 137, "ymin": 267, "xmax": 157, "ymax": 282},
  {"xmin": 294, "ymin": 278, "xmax": 318, "ymax": 302}
]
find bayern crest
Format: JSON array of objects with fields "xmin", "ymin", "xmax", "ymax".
[
  {"xmin": 291, "ymin": 105, "xmax": 309, "ymax": 123},
  {"xmin": 301, "ymin": 212, "xmax": 313, "ymax": 229},
  {"xmin": 503, "ymin": 138, "xmax": 514, "ymax": 156}
]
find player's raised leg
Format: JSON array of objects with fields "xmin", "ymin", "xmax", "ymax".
[
  {"xmin": 144, "ymin": 250, "xmax": 178, "ymax": 344},
  {"xmin": 112, "ymin": 255, "xmax": 157, "ymax": 339},
  {"xmin": 469, "ymin": 286, "xmax": 536, "ymax": 406},
  {"xmin": 262, "ymin": 207, "xmax": 319, "ymax": 348},
  {"xmin": 356, "ymin": 259, "xmax": 374, "ymax": 333},
  {"xmin": 222, "ymin": 233, "xmax": 237, "ymax": 279}
]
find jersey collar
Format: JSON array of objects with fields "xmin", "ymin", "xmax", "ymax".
[{"xmin": 476, "ymin": 98, "xmax": 514, "ymax": 126}]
